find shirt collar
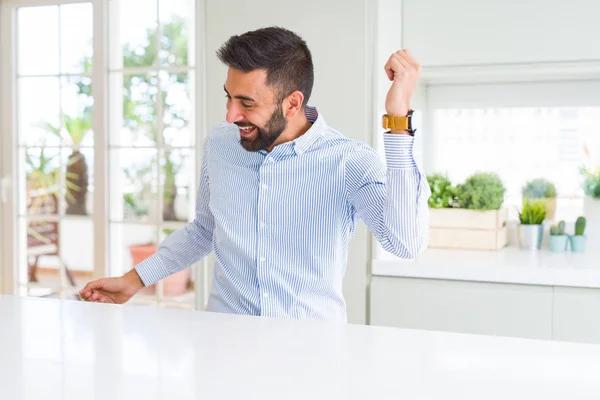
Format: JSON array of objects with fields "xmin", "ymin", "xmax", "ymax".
[
  {"xmin": 257, "ymin": 105, "xmax": 325, "ymax": 157},
  {"xmin": 291, "ymin": 105, "xmax": 325, "ymax": 155}
]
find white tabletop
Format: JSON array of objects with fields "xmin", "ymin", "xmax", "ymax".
[
  {"xmin": 373, "ymin": 247, "xmax": 600, "ymax": 288},
  {"xmin": 2, "ymin": 295, "xmax": 600, "ymax": 400}
]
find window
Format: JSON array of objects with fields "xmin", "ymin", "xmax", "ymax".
[
  {"xmin": 373, "ymin": 78, "xmax": 600, "ymax": 260},
  {"xmin": 15, "ymin": 3, "xmax": 94, "ymax": 297},
  {"xmin": 7, "ymin": 0, "xmax": 200, "ymax": 308},
  {"xmin": 107, "ymin": 0, "xmax": 197, "ymax": 307},
  {"xmin": 433, "ymin": 106, "xmax": 600, "ymax": 221}
]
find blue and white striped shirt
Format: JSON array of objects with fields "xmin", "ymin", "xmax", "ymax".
[{"xmin": 135, "ymin": 106, "xmax": 430, "ymax": 322}]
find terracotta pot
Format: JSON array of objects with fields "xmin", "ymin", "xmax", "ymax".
[{"xmin": 129, "ymin": 244, "xmax": 191, "ymax": 297}]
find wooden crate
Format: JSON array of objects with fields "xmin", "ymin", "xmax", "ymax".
[{"xmin": 428, "ymin": 208, "xmax": 509, "ymax": 250}]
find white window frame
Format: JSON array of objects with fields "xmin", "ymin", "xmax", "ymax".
[{"xmin": 0, "ymin": 0, "xmax": 209, "ymax": 309}]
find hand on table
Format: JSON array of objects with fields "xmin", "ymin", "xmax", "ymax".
[{"xmin": 79, "ymin": 269, "xmax": 145, "ymax": 304}]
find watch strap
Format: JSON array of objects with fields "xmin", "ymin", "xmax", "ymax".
[{"xmin": 382, "ymin": 110, "xmax": 415, "ymax": 133}]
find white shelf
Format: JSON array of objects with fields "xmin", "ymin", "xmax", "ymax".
[{"xmin": 373, "ymin": 246, "xmax": 600, "ymax": 288}]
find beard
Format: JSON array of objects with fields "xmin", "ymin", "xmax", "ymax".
[{"xmin": 237, "ymin": 104, "xmax": 288, "ymax": 152}]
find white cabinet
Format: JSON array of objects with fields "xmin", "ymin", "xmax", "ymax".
[
  {"xmin": 370, "ymin": 277, "xmax": 600, "ymax": 344},
  {"xmin": 553, "ymin": 287, "xmax": 600, "ymax": 345},
  {"xmin": 370, "ymin": 277, "xmax": 553, "ymax": 340}
]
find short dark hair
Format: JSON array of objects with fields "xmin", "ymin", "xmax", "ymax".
[{"xmin": 217, "ymin": 26, "xmax": 314, "ymax": 107}]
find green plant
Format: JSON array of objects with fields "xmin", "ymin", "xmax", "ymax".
[
  {"xmin": 426, "ymin": 174, "xmax": 456, "ymax": 208},
  {"xmin": 38, "ymin": 108, "xmax": 92, "ymax": 216},
  {"xmin": 518, "ymin": 198, "xmax": 546, "ymax": 225},
  {"xmin": 454, "ymin": 172, "xmax": 505, "ymax": 210},
  {"xmin": 550, "ymin": 220, "xmax": 566, "ymax": 236},
  {"xmin": 522, "ymin": 178, "xmax": 557, "ymax": 199},
  {"xmin": 74, "ymin": 18, "xmax": 188, "ymax": 222},
  {"xmin": 581, "ymin": 167, "xmax": 600, "ymax": 199},
  {"xmin": 575, "ymin": 216, "xmax": 586, "ymax": 236}
]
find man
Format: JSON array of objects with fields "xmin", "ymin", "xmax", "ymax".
[{"xmin": 80, "ymin": 27, "xmax": 430, "ymax": 322}]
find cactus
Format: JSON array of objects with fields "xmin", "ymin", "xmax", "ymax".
[
  {"xmin": 575, "ymin": 216, "xmax": 586, "ymax": 236},
  {"xmin": 549, "ymin": 220, "xmax": 567, "ymax": 236},
  {"xmin": 558, "ymin": 220, "xmax": 565, "ymax": 235}
]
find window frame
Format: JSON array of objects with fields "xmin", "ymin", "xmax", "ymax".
[{"xmin": 0, "ymin": 0, "xmax": 209, "ymax": 310}]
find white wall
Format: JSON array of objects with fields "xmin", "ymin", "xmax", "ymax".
[
  {"xmin": 403, "ymin": 0, "xmax": 600, "ymax": 67},
  {"xmin": 203, "ymin": 0, "xmax": 377, "ymax": 324}
]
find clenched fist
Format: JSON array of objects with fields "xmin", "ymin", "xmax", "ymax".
[{"xmin": 384, "ymin": 49, "xmax": 421, "ymax": 119}]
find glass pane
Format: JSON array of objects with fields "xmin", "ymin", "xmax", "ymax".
[
  {"xmin": 18, "ymin": 6, "xmax": 59, "ymax": 75},
  {"xmin": 109, "ymin": 222, "xmax": 157, "ymax": 280},
  {"xmin": 60, "ymin": 3, "xmax": 93, "ymax": 73},
  {"xmin": 110, "ymin": 73, "xmax": 158, "ymax": 147},
  {"xmin": 62, "ymin": 76, "xmax": 94, "ymax": 147},
  {"xmin": 158, "ymin": 226, "xmax": 194, "ymax": 306},
  {"xmin": 19, "ymin": 78, "xmax": 61, "ymax": 147},
  {"xmin": 162, "ymin": 72, "xmax": 194, "ymax": 147},
  {"xmin": 22, "ymin": 217, "xmax": 92, "ymax": 298},
  {"xmin": 433, "ymin": 107, "xmax": 600, "ymax": 221},
  {"xmin": 23, "ymin": 147, "xmax": 60, "ymax": 216},
  {"xmin": 161, "ymin": 149, "xmax": 194, "ymax": 222},
  {"xmin": 110, "ymin": 148, "xmax": 158, "ymax": 222},
  {"xmin": 159, "ymin": 0, "xmax": 193, "ymax": 66},
  {"xmin": 63, "ymin": 147, "xmax": 94, "ymax": 216},
  {"xmin": 109, "ymin": 0, "xmax": 158, "ymax": 69}
]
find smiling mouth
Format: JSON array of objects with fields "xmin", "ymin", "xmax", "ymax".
[{"xmin": 238, "ymin": 125, "xmax": 257, "ymax": 137}]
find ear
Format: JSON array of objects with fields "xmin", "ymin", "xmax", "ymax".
[{"xmin": 282, "ymin": 90, "xmax": 305, "ymax": 118}]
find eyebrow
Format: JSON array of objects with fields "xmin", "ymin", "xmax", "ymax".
[{"xmin": 223, "ymin": 85, "xmax": 256, "ymax": 102}]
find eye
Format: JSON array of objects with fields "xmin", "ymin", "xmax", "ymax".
[{"xmin": 241, "ymin": 102, "xmax": 253, "ymax": 109}]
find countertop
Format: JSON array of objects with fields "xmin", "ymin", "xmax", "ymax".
[
  {"xmin": 1, "ymin": 295, "xmax": 600, "ymax": 399},
  {"xmin": 373, "ymin": 247, "xmax": 600, "ymax": 288}
]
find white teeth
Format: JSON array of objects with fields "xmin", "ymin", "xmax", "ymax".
[{"xmin": 240, "ymin": 126, "xmax": 254, "ymax": 131}]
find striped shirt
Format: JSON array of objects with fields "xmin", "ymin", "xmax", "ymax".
[{"xmin": 135, "ymin": 106, "xmax": 430, "ymax": 322}]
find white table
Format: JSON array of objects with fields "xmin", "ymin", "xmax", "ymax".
[{"xmin": 1, "ymin": 295, "xmax": 600, "ymax": 400}]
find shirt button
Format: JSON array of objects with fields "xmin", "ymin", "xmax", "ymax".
[
  {"xmin": 262, "ymin": 184, "xmax": 268, "ymax": 190},
  {"xmin": 260, "ymin": 256, "xmax": 266, "ymax": 262},
  {"xmin": 263, "ymin": 292, "xmax": 269, "ymax": 298}
]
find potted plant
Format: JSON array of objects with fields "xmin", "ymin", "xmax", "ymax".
[
  {"xmin": 39, "ymin": 111, "xmax": 92, "ymax": 216},
  {"xmin": 426, "ymin": 172, "xmax": 508, "ymax": 250},
  {"xmin": 548, "ymin": 220, "xmax": 568, "ymax": 252},
  {"xmin": 454, "ymin": 172, "xmax": 505, "ymax": 211},
  {"xmin": 427, "ymin": 173, "xmax": 456, "ymax": 209},
  {"xmin": 522, "ymin": 178, "xmax": 557, "ymax": 221},
  {"xmin": 581, "ymin": 167, "xmax": 600, "ymax": 241},
  {"xmin": 569, "ymin": 216, "xmax": 587, "ymax": 253},
  {"xmin": 518, "ymin": 198, "xmax": 546, "ymax": 250}
]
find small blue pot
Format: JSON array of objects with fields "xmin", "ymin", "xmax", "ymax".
[
  {"xmin": 549, "ymin": 235, "xmax": 569, "ymax": 252},
  {"xmin": 570, "ymin": 235, "xmax": 586, "ymax": 253}
]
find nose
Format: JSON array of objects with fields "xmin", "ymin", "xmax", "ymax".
[{"xmin": 225, "ymin": 102, "xmax": 245, "ymax": 124}]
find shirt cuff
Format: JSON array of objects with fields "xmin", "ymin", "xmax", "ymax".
[
  {"xmin": 383, "ymin": 133, "xmax": 417, "ymax": 169},
  {"xmin": 134, "ymin": 254, "xmax": 171, "ymax": 287}
]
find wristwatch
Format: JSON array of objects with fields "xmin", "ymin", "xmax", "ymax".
[{"xmin": 382, "ymin": 109, "xmax": 415, "ymax": 135}]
